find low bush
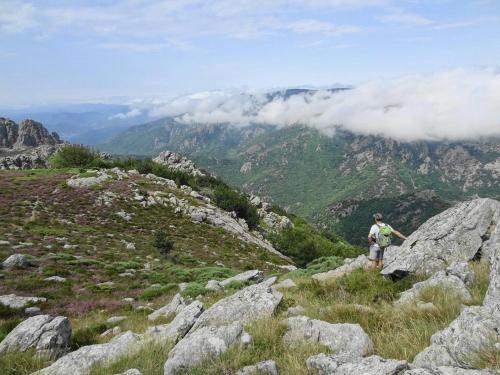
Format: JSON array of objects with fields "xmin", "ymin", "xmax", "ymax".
[
  {"xmin": 180, "ymin": 282, "xmax": 206, "ymax": 298},
  {"xmin": 139, "ymin": 284, "xmax": 177, "ymax": 301},
  {"xmin": 285, "ymin": 256, "xmax": 344, "ymax": 278},
  {"xmin": 213, "ymin": 185, "xmax": 259, "ymax": 229},
  {"xmin": 70, "ymin": 322, "xmax": 108, "ymax": 350},
  {"xmin": 50, "ymin": 144, "xmax": 99, "ymax": 168},
  {"xmin": 152, "ymin": 230, "xmax": 174, "ymax": 256}
]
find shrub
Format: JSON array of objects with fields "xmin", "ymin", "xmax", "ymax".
[
  {"xmin": 70, "ymin": 322, "xmax": 108, "ymax": 350},
  {"xmin": 180, "ymin": 282, "xmax": 205, "ymax": 298},
  {"xmin": 50, "ymin": 144, "xmax": 98, "ymax": 168},
  {"xmin": 286, "ymin": 256, "xmax": 344, "ymax": 278},
  {"xmin": 139, "ymin": 284, "xmax": 177, "ymax": 301},
  {"xmin": 152, "ymin": 230, "xmax": 174, "ymax": 255},
  {"xmin": 213, "ymin": 185, "xmax": 259, "ymax": 229}
]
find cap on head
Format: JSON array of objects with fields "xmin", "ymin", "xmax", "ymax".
[{"xmin": 373, "ymin": 213, "xmax": 383, "ymax": 221}]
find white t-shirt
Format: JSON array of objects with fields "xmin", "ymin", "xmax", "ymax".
[{"xmin": 369, "ymin": 223, "xmax": 393, "ymax": 248}]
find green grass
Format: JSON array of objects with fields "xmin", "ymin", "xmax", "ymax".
[{"xmin": 0, "ymin": 350, "xmax": 51, "ymax": 375}]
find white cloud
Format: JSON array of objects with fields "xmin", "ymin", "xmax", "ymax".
[
  {"xmin": 378, "ymin": 11, "xmax": 433, "ymax": 26},
  {"xmin": 145, "ymin": 67, "xmax": 500, "ymax": 142},
  {"xmin": 109, "ymin": 108, "xmax": 142, "ymax": 120},
  {"xmin": 0, "ymin": 0, "xmax": 37, "ymax": 33}
]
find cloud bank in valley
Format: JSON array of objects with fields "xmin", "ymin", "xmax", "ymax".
[{"xmin": 132, "ymin": 67, "xmax": 500, "ymax": 142}]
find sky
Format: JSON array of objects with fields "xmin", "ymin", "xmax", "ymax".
[{"xmin": 2, "ymin": 0, "xmax": 500, "ymax": 107}]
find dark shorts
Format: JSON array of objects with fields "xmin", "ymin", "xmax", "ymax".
[{"xmin": 369, "ymin": 245, "xmax": 385, "ymax": 261}]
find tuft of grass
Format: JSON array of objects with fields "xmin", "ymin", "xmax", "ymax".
[
  {"xmin": 469, "ymin": 259, "xmax": 491, "ymax": 305},
  {"xmin": 471, "ymin": 344, "xmax": 500, "ymax": 370},
  {"xmin": 0, "ymin": 350, "xmax": 51, "ymax": 375},
  {"xmin": 89, "ymin": 342, "xmax": 172, "ymax": 375},
  {"xmin": 180, "ymin": 282, "xmax": 206, "ymax": 298},
  {"xmin": 70, "ymin": 322, "xmax": 108, "ymax": 350},
  {"xmin": 0, "ymin": 318, "xmax": 21, "ymax": 342},
  {"xmin": 139, "ymin": 284, "xmax": 178, "ymax": 301}
]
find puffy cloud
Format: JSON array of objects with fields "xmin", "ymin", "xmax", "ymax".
[
  {"xmin": 147, "ymin": 67, "xmax": 500, "ymax": 142},
  {"xmin": 109, "ymin": 108, "xmax": 142, "ymax": 120}
]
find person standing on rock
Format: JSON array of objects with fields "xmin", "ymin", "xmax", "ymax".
[{"xmin": 368, "ymin": 213, "xmax": 407, "ymax": 269}]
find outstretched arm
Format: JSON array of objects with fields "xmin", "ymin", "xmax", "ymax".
[{"xmin": 392, "ymin": 230, "xmax": 408, "ymax": 241}]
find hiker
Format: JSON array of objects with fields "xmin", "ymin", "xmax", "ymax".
[{"xmin": 368, "ymin": 213, "xmax": 407, "ymax": 269}]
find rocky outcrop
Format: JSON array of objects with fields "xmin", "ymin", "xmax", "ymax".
[
  {"xmin": 0, "ymin": 294, "xmax": 46, "ymax": 309},
  {"xmin": 0, "ymin": 118, "xmax": 63, "ymax": 170},
  {"xmin": 413, "ymin": 305, "xmax": 500, "ymax": 369},
  {"xmin": 189, "ymin": 278, "xmax": 282, "ymax": 332},
  {"xmin": 148, "ymin": 293, "xmax": 185, "ymax": 321},
  {"xmin": 236, "ymin": 360, "xmax": 279, "ymax": 375},
  {"xmin": 164, "ymin": 322, "xmax": 244, "ymax": 375},
  {"xmin": 396, "ymin": 271, "xmax": 471, "ymax": 305},
  {"xmin": 146, "ymin": 301, "xmax": 203, "ymax": 342},
  {"xmin": 312, "ymin": 255, "xmax": 369, "ymax": 282},
  {"xmin": 382, "ymin": 199, "xmax": 500, "ymax": 277},
  {"xmin": 306, "ymin": 354, "xmax": 408, "ymax": 375},
  {"xmin": 283, "ymin": 316, "xmax": 373, "ymax": 357},
  {"xmin": 115, "ymin": 370, "xmax": 142, "ymax": 375},
  {"xmin": 34, "ymin": 331, "xmax": 143, "ymax": 375},
  {"xmin": 153, "ymin": 150, "xmax": 205, "ymax": 177},
  {"xmin": 0, "ymin": 315, "xmax": 71, "ymax": 358}
]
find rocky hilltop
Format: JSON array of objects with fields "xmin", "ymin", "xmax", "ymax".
[
  {"xmin": 0, "ymin": 118, "xmax": 63, "ymax": 170},
  {"xmin": 0, "ymin": 145, "xmax": 499, "ymax": 375}
]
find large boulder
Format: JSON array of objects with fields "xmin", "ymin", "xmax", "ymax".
[
  {"xmin": 396, "ymin": 271, "xmax": 471, "ymax": 305},
  {"xmin": 306, "ymin": 354, "xmax": 408, "ymax": 375},
  {"xmin": 283, "ymin": 316, "xmax": 373, "ymax": 357},
  {"xmin": 164, "ymin": 322, "xmax": 244, "ymax": 375},
  {"xmin": 146, "ymin": 301, "xmax": 203, "ymax": 342},
  {"xmin": 153, "ymin": 150, "xmax": 205, "ymax": 177},
  {"xmin": 236, "ymin": 360, "xmax": 279, "ymax": 375},
  {"xmin": 0, "ymin": 315, "xmax": 71, "ymax": 358},
  {"xmin": 189, "ymin": 278, "xmax": 282, "ymax": 332},
  {"xmin": 148, "ymin": 293, "xmax": 185, "ymax": 321},
  {"xmin": 33, "ymin": 331, "xmax": 143, "ymax": 375},
  {"xmin": 382, "ymin": 199, "xmax": 500, "ymax": 277},
  {"xmin": 412, "ymin": 306, "xmax": 500, "ymax": 369},
  {"xmin": 0, "ymin": 294, "xmax": 46, "ymax": 309},
  {"xmin": 312, "ymin": 255, "xmax": 369, "ymax": 282},
  {"xmin": 219, "ymin": 270, "xmax": 264, "ymax": 287},
  {"xmin": 446, "ymin": 262, "xmax": 475, "ymax": 286}
]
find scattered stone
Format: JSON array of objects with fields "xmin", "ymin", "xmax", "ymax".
[
  {"xmin": 66, "ymin": 171, "xmax": 109, "ymax": 188},
  {"xmin": 240, "ymin": 331, "xmax": 253, "ymax": 347},
  {"xmin": 283, "ymin": 316, "xmax": 373, "ymax": 357},
  {"xmin": 116, "ymin": 210, "xmax": 132, "ymax": 221},
  {"xmin": 164, "ymin": 322, "xmax": 243, "ymax": 375},
  {"xmin": 382, "ymin": 198, "xmax": 500, "ymax": 277},
  {"xmin": 0, "ymin": 294, "xmax": 46, "ymax": 309},
  {"xmin": 286, "ymin": 305, "xmax": 306, "ymax": 317},
  {"xmin": 146, "ymin": 301, "xmax": 203, "ymax": 343},
  {"xmin": 396, "ymin": 271, "xmax": 471, "ymax": 305},
  {"xmin": 153, "ymin": 150, "xmax": 205, "ymax": 177},
  {"xmin": 312, "ymin": 255, "xmax": 369, "ymax": 282},
  {"xmin": 96, "ymin": 281, "xmax": 114, "ymax": 288},
  {"xmin": 33, "ymin": 331, "xmax": 143, "ymax": 375},
  {"xmin": 0, "ymin": 315, "xmax": 71, "ymax": 358},
  {"xmin": 205, "ymin": 279, "xmax": 224, "ymax": 291},
  {"xmin": 122, "ymin": 298, "xmax": 135, "ymax": 303},
  {"xmin": 219, "ymin": 270, "xmax": 265, "ymax": 287},
  {"xmin": 119, "ymin": 272, "xmax": 134, "ymax": 277},
  {"xmin": 274, "ymin": 278, "xmax": 297, "ymax": 289},
  {"xmin": 44, "ymin": 276, "xmax": 66, "ymax": 283},
  {"xmin": 404, "ymin": 368, "xmax": 498, "ymax": 374},
  {"xmin": 416, "ymin": 302, "xmax": 437, "ymax": 310},
  {"xmin": 107, "ymin": 316, "xmax": 126, "ymax": 325},
  {"xmin": 2, "ymin": 253, "xmax": 34, "ymax": 269},
  {"xmin": 236, "ymin": 360, "xmax": 279, "ymax": 375},
  {"xmin": 178, "ymin": 282, "xmax": 189, "ymax": 291},
  {"xmin": 100, "ymin": 326, "xmax": 122, "ymax": 338},
  {"xmin": 63, "ymin": 244, "xmax": 78, "ymax": 249},
  {"xmin": 306, "ymin": 353, "xmax": 408, "ymax": 375},
  {"xmin": 148, "ymin": 293, "xmax": 185, "ymax": 321},
  {"xmin": 25, "ymin": 306, "xmax": 41, "ymax": 316},
  {"xmin": 115, "ymin": 369, "xmax": 142, "ymax": 375},
  {"xmin": 0, "ymin": 240, "xmax": 10, "ymax": 245},
  {"xmin": 189, "ymin": 278, "xmax": 282, "ymax": 331}
]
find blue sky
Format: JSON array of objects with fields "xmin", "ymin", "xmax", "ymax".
[{"xmin": 1, "ymin": 0, "xmax": 500, "ymax": 106}]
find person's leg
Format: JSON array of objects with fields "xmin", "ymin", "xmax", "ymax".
[
  {"xmin": 377, "ymin": 248, "xmax": 385, "ymax": 269},
  {"xmin": 369, "ymin": 245, "xmax": 378, "ymax": 268}
]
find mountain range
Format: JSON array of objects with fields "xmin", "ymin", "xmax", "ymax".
[{"xmin": 99, "ymin": 116, "xmax": 500, "ymax": 244}]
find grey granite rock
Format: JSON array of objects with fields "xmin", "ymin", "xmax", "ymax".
[
  {"xmin": 189, "ymin": 278, "xmax": 282, "ymax": 332},
  {"xmin": 219, "ymin": 270, "xmax": 264, "ymax": 287},
  {"xmin": 283, "ymin": 316, "xmax": 373, "ymax": 357},
  {"xmin": 163, "ymin": 322, "xmax": 243, "ymax": 375},
  {"xmin": 236, "ymin": 360, "xmax": 279, "ymax": 375},
  {"xmin": 2, "ymin": 253, "xmax": 34, "ymax": 269},
  {"xmin": 312, "ymin": 255, "xmax": 369, "ymax": 282},
  {"xmin": 0, "ymin": 315, "xmax": 71, "ymax": 358},
  {"xmin": 306, "ymin": 354, "xmax": 408, "ymax": 375},
  {"xmin": 0, "ymin": 294, "xmax": 46, "ymax": 309},
  {"xmin": 148, "ymin": 293, "xmax": 185, "ymax": 321}
]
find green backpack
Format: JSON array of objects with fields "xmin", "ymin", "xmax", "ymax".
[{"xmin": 377, "ymin": 224, "xmax": 392, "ymax": 248}]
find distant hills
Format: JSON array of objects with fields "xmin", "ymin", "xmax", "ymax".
[{"xmin": 99, "ymin": 118, "xmax": 500, "ymax": 244}]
